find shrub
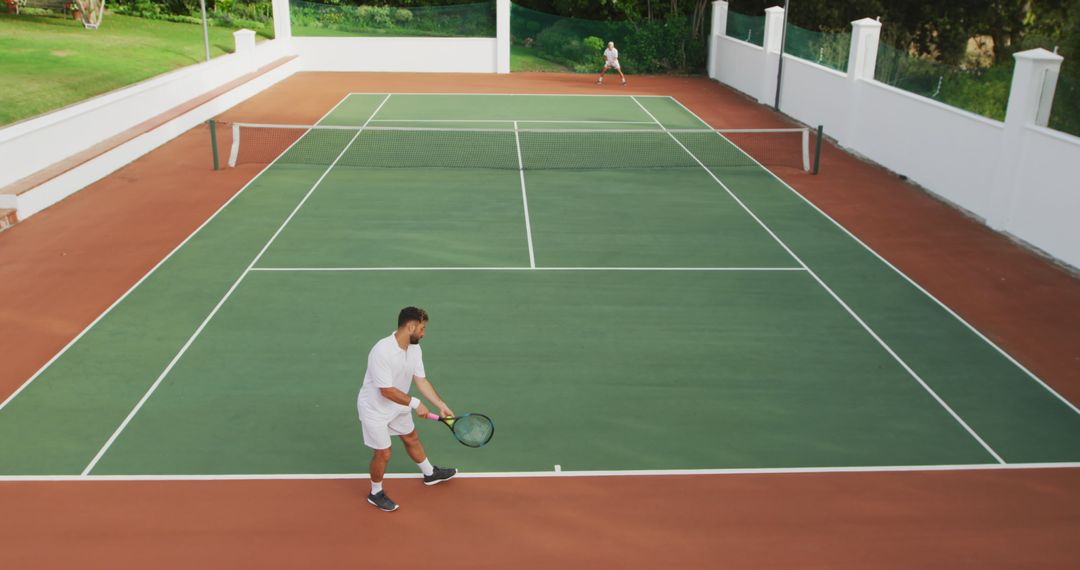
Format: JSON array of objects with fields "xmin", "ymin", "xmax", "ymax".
[
  {"xmin": 520, "ymin": 15, "xmax": 703, "ymax": 74},
  {"xmin": 532, "ymin": 20, "xmax": 618, "ymax": 69},
  {"xmin": 357, "ymin": 5, "xmax": 391, "ymax": 28},
  {"xmin": 130, "ymin": 0, "xmax": 161, "ymax": 18}
]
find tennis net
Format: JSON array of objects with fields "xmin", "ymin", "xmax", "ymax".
[{"xmin": 225, "ymin": 123, "xmax": 815, "ymax": 172}]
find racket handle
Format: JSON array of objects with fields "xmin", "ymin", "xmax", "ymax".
[{"xmin": 425, "ymin": 413, "xmax": 441, "ymax": 421}]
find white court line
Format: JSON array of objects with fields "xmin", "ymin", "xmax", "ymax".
[
  {"xmin": 0, "ymin": 95, "xmax": 364, "ymax": 414},
  {"xmin": 248, "ymin": 267, "xmax": 807, "ymax": 272},
  {"xmin": 232, "ymin": 123, "xmax": 793, "ymax": 136},
  {"xmin": 348, "ymin": 92, "xmax": 669, "ymax": 97},
  {"xmin": 513, "ymin": 121, "xmax": 536, "ymax": 268},
  {"xmin": 631, "ymin": 96, "xmax": 1006, "ymax": 464},
  {"xmin": 79, "ymin": 95, "xmax": 393, "ymax": 476},
  {"xmin": 667, "ymin": 96, "xmax": 1080, "ymax": 417},
  {"xmin": 369, "ymin": 119, "xmax": 657, "ymax": 124},
  {"xmin": 3, "ymin": 461, "xmax": 1078, "ymax": 482}
]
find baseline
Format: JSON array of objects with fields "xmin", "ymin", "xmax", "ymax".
[
  {"xmin": 2, "ymin": 462, "xmax": 1077, "ymax": 482},
  {"xmin": 348, "ymin": 92, "xmax": 667, "ymax": 97},
  {"xmin": 368, "ymin": 119, "xmax": 656, "ymax": 124},
  {"xmin": 248, "ymin": 267, "xmax": 808, "ymax": 272}
]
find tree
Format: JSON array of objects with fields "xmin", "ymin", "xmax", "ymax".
[{"xmin": 727, "ymin": 0, "xmax": 1077, "ymax": 66}]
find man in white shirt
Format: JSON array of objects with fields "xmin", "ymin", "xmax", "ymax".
[
  {"xmin": 358, "ymin": 306, "xmax": 456, "ymax": 512},
  {"xmin": 597, "ymin": 41, "xmax": 627, "ymax": 86}
]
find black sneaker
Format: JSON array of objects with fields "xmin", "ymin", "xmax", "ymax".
[
  {"xmin": 423, "ymin": 466, "xmax": 457, "ymax": 486},
  {"xmin": 367, "ymin": 491, "xmax": 398, "ymax": 512}
]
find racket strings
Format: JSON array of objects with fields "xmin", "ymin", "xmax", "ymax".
[{"xmin": 453, "ymin": 415, "xmax": 494, "ymax": 447}]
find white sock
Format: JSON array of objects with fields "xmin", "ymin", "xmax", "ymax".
[
  {"xmin": 371, "ymin": 480, "xmax": 383, "ymax": 495},
  {"xmin": 417, "ymin": 459, "xmax": 434, "ymax": 476}
]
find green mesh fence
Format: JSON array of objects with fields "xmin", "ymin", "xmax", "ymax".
[
  {"xmin": 784, "ymin": 23, "xmax": 850, "ymax": 72},
  {"xmin": 875, "ymin": 42, "xmax": 1009, "ymax": 120},
  {"xmin": 290, "ymin": 1, "xmax": 496, "ymax": 38},
  {"xmin": 511, "ymin": 3, "xmax": 629, "ymax": 72},
  {"xmin": 510, "ymin": 3, "xmax": 704, "ymax": 73},
  {"xmin": 1048, "ymin": 71, "xmax": 1080, "ymax": 137},
  {"xmin": 725, "ymin": 10, "xmax": 764, "ymax": 47}
]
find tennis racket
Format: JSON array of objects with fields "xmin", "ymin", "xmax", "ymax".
[{"xmin": 425, "ymin": 413, "xmax": 494, "ymax": 448}]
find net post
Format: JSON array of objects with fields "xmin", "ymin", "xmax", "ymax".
[
  {"xmin": 228, "ymin": 122, "xmax": 241, "ymax": 167},
  {"xmin": 208, "ymin": 119, "xmax": 220, "ymax": 171},
  {"xmin": 801, "ymin": 128, "xmax": 810, "ymax": 172},
  {"xmin": 813, "ymin": 125, "xmax": 824, "ymax": 175}
]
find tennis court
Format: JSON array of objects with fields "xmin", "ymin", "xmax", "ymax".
[{"xmin": 1, "ymin": 92, "xmax": 1077, "ymax": 479}]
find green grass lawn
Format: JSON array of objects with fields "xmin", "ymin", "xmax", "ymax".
[
  {"xmin": 0, "ymin": 13, "xmax": 268, "ymax": 126},
  {"xmin": 290, "ymin": 25, "xmax": 490, "ymax": 38},
  {"xmin": 511, "ymin": 44, "xmax": 569, "ymax": 72}
]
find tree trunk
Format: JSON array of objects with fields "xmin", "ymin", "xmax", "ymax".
[
  {"xmin": 692, "ymin": 0, "xmax": 707, "ymax": 39},
  {"xmin": 990, "ymin": 30, "xmax": 1008, "ymax": 65}
]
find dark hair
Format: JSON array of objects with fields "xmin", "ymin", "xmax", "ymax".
[{"xmin": 398, "ymin": 306, "xmax": 429, "ymax": 327}]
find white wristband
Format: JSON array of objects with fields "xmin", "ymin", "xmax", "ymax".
[{"xmin": 409, "ymin": 397, "xmax": 421, "ymax": 410}]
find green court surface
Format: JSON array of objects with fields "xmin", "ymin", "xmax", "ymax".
[{"xmin": 1, "ymin": 94, "xmax": 1078, "ymax": 478}]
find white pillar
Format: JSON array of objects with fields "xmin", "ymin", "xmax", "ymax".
[
  {"xmin": 837, "ymin": 17, "xmax": 882, "ymax": 147},
  {"xmin": 847, "ymin": 18, "xmax": 881, "ymax": 82},
  {"xmin": 272, "ymin": 0, "xmax": 292, "ymax": 42},
  {"xmin": 711, "ymin": 1, "xmax": 728, "ymax": 35},
  {"xmin": 233, "ymin": 29, "xmax": 257, "ymax": 70},
  {"xmin": 708, "ymin": 1, "xmax": 729, "ymax": 79},
  {"xmin": 985, "ymin": 48, "xmax": 1065, "ymax": 229},
  {"xmin": 758, "ymin": 6, "xmax": 784, "ymax": 104},
  {"xmin": 762, "ymin": 6, "xmax": 785, "ymax": 54},
  {"xmin": 496, "ymin": 0, "xmax": 510, "ymax": 74},
  {"xmin": 1006, "ymin": 49, "xmax": 1063, "ymax": 128}
]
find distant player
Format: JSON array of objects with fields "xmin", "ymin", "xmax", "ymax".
[
  {"xmin": 358, "ymin": 307, "xmax": 456, "ymax": 512},
  {"xmin": 597, "ymin": 41, "xmax": 627, "ymax": 86}
]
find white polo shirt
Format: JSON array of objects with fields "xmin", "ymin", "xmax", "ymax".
[
  {"xmin": 357, "ymin": 333, "xmax": 427, "ymax": 419},
  {"xmin": 604, "ymin": 47, "xmax": 619, "ymax": 64}
]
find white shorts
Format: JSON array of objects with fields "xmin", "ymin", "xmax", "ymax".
[
  {"xmin": 358, "ymin": 404, "xmax": 415, "ymax": 450},
  {"xmin": 604, "ymin": 61, "xmax": 621, "ymax": 70}
]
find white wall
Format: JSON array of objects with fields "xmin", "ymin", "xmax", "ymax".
[
  {"xmin": 293, "ymin": 37, "xmax": 498, "ymax": 73},
  {"xmin": 708, "ymin": 3, "xmax": 1080, "ymax": 270},
  {"xmin": 713, "ymin": 37, "xmax": 767, "ymax": 101},
  {"xmin": 0, "ymin": 0, "xmax": 516, "ymax": 222},
  {"xmin": 14, "ymin": 60, "xmax": 300, "ymax": 220},
  {"xmin": 0, "ymin": 39, "xmax": 299, "ymax": 218},
  {"xmin": 854, "ymin": 81, "xmax": 1004, "ymax": 219},
  {"xmin": 0, "ymin": 39, "xmax": 295, "ymax": 193},
  {"xmin": 1008, "ymin": 126, "xmax": 1080, "ymax": 265},
  {"xmin": 777, "ymin": 56, "xmax": 851, "ymax": 142}
]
